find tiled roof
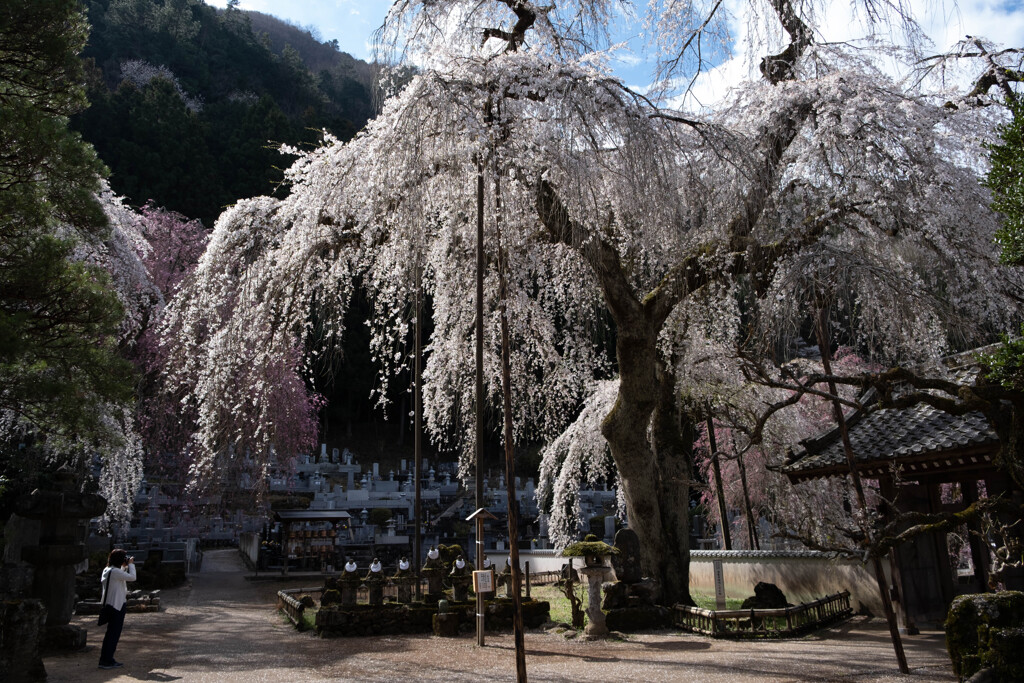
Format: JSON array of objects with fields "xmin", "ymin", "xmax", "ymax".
[
  {"xmin": 690, "ymin": 549, "xmax": 830, "ymax": 559},
  {"xmin": 781, "ymin": 399, "xmax": 998, "ymax": 481}
]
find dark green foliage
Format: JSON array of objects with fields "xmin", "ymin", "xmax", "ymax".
[
  {"xmin": 980, "ymin": 324, "xmax": 1024, "ymax": 391},
  {"xmin": 986, "ymin": 101, "xmax": 1024, "ymax": 266},
  {"xmin": 436, "ymin": 543, "xmax": 465, "ymax": 571},
  {"xmin": 367, "ymin": 507, "xmax": 393, "ymax": 527},
  {"xmin": 0, "ymin": 0, "xmax": 134, "ymax": 444},
  {"xmin": 73, "ymin": 0, "xmax": 374, "ymax": 226},
  {"xmin": 945, "ymin": 591, "xmax": 1024, "ymax": 681}
]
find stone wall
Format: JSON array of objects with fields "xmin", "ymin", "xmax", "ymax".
[
  {"xmin": 238, "ymin": 533, "xmax": 260, "ymax": 569},
  {"xmin": 689, "ymin": 550, "xmax": 886, "ymax": 615}
]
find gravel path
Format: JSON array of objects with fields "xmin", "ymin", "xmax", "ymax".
[{"xmin": 43, "ymin": 549, "xmax": 956, "ymax": 682}]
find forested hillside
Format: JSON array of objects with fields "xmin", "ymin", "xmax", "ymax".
[{"xmin": 73, "ymin": 0, "xmax": 376, "ymax": 226}]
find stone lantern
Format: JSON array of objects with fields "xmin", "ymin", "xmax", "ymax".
[
  {"xmin": 448, "ymin": 555, "xmax": 471, "ymax": 602},
  {"xmin": 562, "ymin": 535, "xmax": 619, "ymax": 637},
  {"xmin": 421, "ymin": 546, "xmax": 445, "ymax": 604},
  {"xmin": 392, "ymin": 557, "xmax": 416, "ymax": 604},
  {"xmin": 15, "ymin": 468, "xmax": 107, "ymax": 649},
  {"xmin": 339, "ymin": 560, "xmax": 361, "ymax": 605},
  {"xmin": 364, "ymin": 558, "xmax": 385, "ymax": 605}
]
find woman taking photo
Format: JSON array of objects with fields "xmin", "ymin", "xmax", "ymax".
[{"xmin": 98, "ymin": 549, "xmax": 136, "ymax": 669}]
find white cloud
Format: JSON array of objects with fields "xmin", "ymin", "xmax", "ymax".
[{"xmin": 665, "ymin": 0, "xmax": 1024, "ymax": 111}]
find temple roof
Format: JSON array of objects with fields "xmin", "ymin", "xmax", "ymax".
[
  {"xmin": 780, "ymin": 398, "xmax": 998, "ymax": 483},
  {"xmin": 274, "ymin": 509, "xmax": 352, "ymax": 523}
]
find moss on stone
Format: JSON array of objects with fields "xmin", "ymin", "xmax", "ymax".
[
  {"xmin": 945, "ymin": 591, "xmax": 1024, "ymax": 681},
  {"xmin": 561, "ymin": 539, "xmax": 619, "ymax": 557}
]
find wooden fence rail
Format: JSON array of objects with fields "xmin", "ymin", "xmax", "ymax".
[
  {"xmin": 278, "ymin": 587, "xmax": 321, "ymax": 629},
  {"xmin": 672, "ymin": 590, "xmax": 852, "ymax": 638}
]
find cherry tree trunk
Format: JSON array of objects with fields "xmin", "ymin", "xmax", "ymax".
[{"xmin": 601, "ymin": 327, "xmax": 696, "ymax": 607}]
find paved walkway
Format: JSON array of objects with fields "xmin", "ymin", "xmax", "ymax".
[{"xmin": 44, "ymin": 550, "xmax": 956, "ymax": 682}]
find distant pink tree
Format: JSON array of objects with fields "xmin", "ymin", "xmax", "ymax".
[
  {"xmin": 138, "ymin": 202, "xmax": 208, "ymax": 298},
  {"xmin": 125, "ymin": 204, "xmax": 208, "ymax": 478},
  {"xmin": 694, "ymin": 347, "xmax": 878, "ymax": 549},
  {"xmin": 152, "ymin": 198, "xmax": 325, "ymax": 493}
]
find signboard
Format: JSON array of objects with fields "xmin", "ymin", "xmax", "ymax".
[
  {"xmin": 713, "ymin": 559, "xmax": 726, "ymax": 610},
  {"xmin": 473, "ymin": 569, "xmax": 495, "ymax": 593}
]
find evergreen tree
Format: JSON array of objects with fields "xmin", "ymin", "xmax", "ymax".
[{"xmin": 0, "ymin": 0, "xmax": 133, "ymax": 443}]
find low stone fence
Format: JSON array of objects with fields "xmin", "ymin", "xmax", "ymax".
[
  {"xmin": 76, "ymin": 590, "xmax": 162, "ymax": 615},
  {"xmin": 238, "ymin": 533, "xmax": 260, "ymax": 570},
  {"xmin": 689, "ymin": 550, "xmax": 886, "ymax": 616},
  {"xmin": 314, "ymin": 598, "xmax": 550, "ymax": 637},
  {"xmin": 278, "ymin": 586, "xmax": 551, "ymax": 637},
  {"xmin": 673, "ymin": 590, "xmax": 853, "ymax": 638}
]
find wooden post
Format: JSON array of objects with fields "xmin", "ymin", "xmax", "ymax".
[
  {"xmin": 474, "ymin": 152, "xmax": 486, "ymax": 646},
  {"xmin": 705, "ymin": 406, "xmax": 732, "ymax": 550},
  {"xmin": 961, "ymin": 479, "xmax": 992, "ymax": 591},
  {"xmin": 736, "ymin": 451, "xmax": 760, "ymax": 550},
  {"xmin": 494, "ymin": 146, "xmax": 527, "ymax": 683},
  {"xmin": 467, "ymin": 507, "xmax": 497, "ymax": 647},
  {"xmin": 414, "ymin": 262, "xmax": 423, "ymax": 600},
  {"xmin": 814, "ymin": 294, "xmax": 909, "ymax": 674}
]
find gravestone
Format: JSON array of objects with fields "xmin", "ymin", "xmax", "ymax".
[{"xmin": 611, "ymin": 528, "xmax": 642, "ymax": 584}]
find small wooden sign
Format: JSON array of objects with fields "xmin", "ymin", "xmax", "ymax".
[
  {"xmin": 713, "ymin": 559, "xmax": 726, "ymax": 610},
  {"xmin": 473, "ymin": 569, "xmax": 495, "ymax": 593}
]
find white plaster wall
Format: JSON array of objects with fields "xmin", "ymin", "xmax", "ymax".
[{"xmin": 689, "ymin": 553, "xmax": 888, "ymax": 615}]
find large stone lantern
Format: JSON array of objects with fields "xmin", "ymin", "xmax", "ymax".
[{"xmin": 562, "ymin": 535, "xmax": 619, "ymax": 637}]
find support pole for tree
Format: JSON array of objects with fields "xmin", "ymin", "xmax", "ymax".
[
  {"xmin": 494, "ymin": 149, "xmax": 527, "ymax": 683},
  {"xmin": 814, "ymin": 294, "xmax": 909, "ymax": 675},
  {"xmin": 736, "ymin": 452, "xmax": 760, "ymax": 550},
  {"xmin": 475, "ymin": 154, "xmax": 486, "ymax": 646},
  {"xmin": 705, "ymin": 406, "xmax": 732, "ymax": 550},
  {"xmin": 414, "ymin": 262, "xmax": 423, "ymax": 600}
]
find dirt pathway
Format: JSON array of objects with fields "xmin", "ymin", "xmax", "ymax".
[{"xmin": 43, "ymin": 549, "xmax": 956, "ymax": 682}]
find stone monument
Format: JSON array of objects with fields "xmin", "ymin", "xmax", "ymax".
[{"xmin": 15, "ymin": 468, "xmax": 107, "ymax": 649}]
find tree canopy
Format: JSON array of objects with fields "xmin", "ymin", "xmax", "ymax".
[
  {"xmin": 0, "ymin": 0, "xmax": 134, "ymax": 443},
  {"xmin": 162, "ymin": 0, "xmax": 1023, "ymax": 607}
]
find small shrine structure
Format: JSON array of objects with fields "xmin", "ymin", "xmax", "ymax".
[{"xmin": 781, "ymin": 387, "xmax": 1022, "ymax": 632}]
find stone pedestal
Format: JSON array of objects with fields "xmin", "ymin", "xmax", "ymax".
[
  {"xmin": 393, "ymin": 573, "xmax": 415, "ymax": 604},
  {"xmin": 451, "ymin": 575, "xmax": 470, "ymax": 602},
  {"xmin": 432, "ymin": 612, "xmax": 459, "ymax": 637},
  {"xmin": 340, "ymin": 571, "xmax": 360, "ymax": 605},
  {"xmin": 0, "ymin": 597, "xmax": 47, "ymax": 682},
  {"xmin": 364, "ymin": 570, "xmax": 385, "ymax": 606},
  {"xmin": 579, "ymin": 564, "xmax": 613, "ymax": 637},
  {"xmin": 422, "ymin": 555, "xmax": 445, "ymax": 603},
  {"xmin": 449, "ymin": 560, "xmax": 471, "ymax": 602}
]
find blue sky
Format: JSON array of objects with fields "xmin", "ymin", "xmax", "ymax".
[{"xmin": 203, "ymin": 0, "xmax": 1024, "ymax": 98}]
